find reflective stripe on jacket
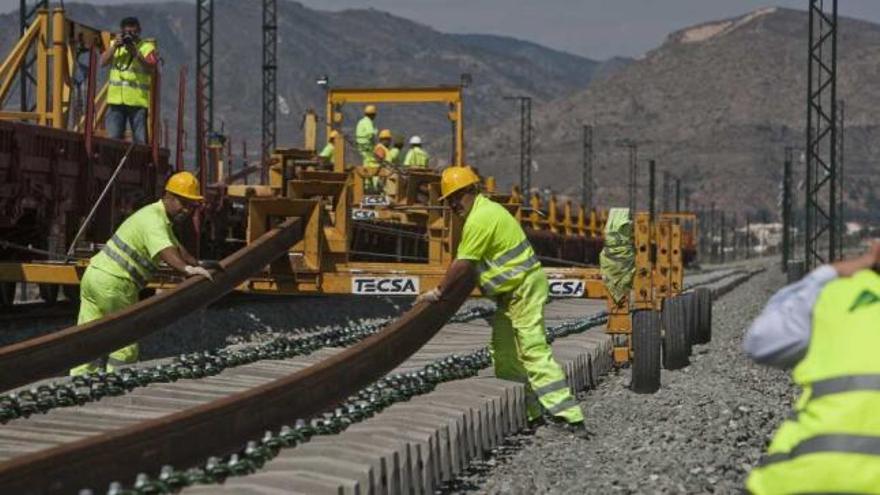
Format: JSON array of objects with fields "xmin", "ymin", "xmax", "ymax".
[
  {"xmin": 746, "ymin": 269, "xmax": 880, "ymax": 494},
  {"xmin": 456, "ymin": 194, "xmax": 540, "ymax": 296}
]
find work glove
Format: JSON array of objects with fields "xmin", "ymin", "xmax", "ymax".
[
  {"xmin": 199, "ymin": 259, "xmax": 224, "ymax": 271},
  {"xmin": 414, "ymin": 287, "xmax": 441, "ymax": 306},
  {"xmin": 184, "ymin": 264, "xmax": 214, "ymax": 281}
]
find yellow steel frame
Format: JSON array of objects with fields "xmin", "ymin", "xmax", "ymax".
[{"xmin": 325, "ymin": 86, "xmax": 464, "ymax": 169}]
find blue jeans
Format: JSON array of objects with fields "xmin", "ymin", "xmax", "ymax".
[{"xmin": 106, "ymin": 104, "xmax": 147, "ymax": 144}]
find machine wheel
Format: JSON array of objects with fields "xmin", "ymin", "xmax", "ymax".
[
  {"xmin": 39, "ymin": 284, "xmax": 59, "ymax": 305},
  {"xmin": 632, "ymin": 310, "xmax": 661, "ymax": 394},
  {"xmin": 62, "ymin": 285, "xmax": 80, "ymax": 304},
  {"xmin": 695, "ymin": 288, "xmax": 713, "ymax": 344},
  {"xmin": 662, "ymin": 298, "xmax": 690, "ymax": 370},
  {"xmin": 681, "ymin": 292, "xmax": 698, "ymax": 347},
  {"xmin": 0, "ymin": 282, "xmax": 16, "ymax": 307}
]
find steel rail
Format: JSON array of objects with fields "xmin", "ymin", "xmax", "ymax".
[
  {"xmin": 0, "ymin": 217, "xmax": 303, "ymax": 393},
  {"xmin": 0, "ymin": 268, "xmax": 474, "ymax": 494}
]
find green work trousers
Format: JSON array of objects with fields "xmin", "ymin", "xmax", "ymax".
[
  {"xmin": 70, "ymin": 266, "xmax": 140, "ymax": 375},
  {"xmin": 490, "ymin": 268, "xmax": 585, "ymax": 424}
]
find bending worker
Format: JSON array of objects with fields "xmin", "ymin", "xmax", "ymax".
[
  {"xmin": 743, "ymin": 243, "xmax": 880, "ymax": 493},
  {"xmin": 403, "ymin": 136, "xmax": 429, "ymax": 168},
  {"xmin": 416, "ymin": 166, "xmax": 588, "ymax": 436},
  {"xmin": 71, "ymin": 172, "xmax": 216, "ymax": 376}
]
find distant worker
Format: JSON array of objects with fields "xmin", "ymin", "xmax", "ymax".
[
  {"xmin": 387, "ymin": 135, "xmax": 405, "ymax": 166},
  {"xmin": 70, "ymin": 172, "xmax": 217, "ymax": 376},
  {"xmin": 403, "ymin": 136, "xmax": 430, "ymax": 168},
  {"xmin": 317, "ymin": 130, "xmax": 338, "ymax": 166},
  {"xmin": 415, "ymin": 166, "xmax": 588, "ymax": 437},
  {"xmin": 355, "ymin": 105, "xmax": 378, "ymax": 165},
  {"xmin": 743, "ymin": 243, "xmax": 880, "ymax": 494},
  {"xmin": 373, "ymin": 129, "xmax": 393, "ymax": 164},
  {"xmin": 101, "ymin": 16, "xmax": 158, "ymax": 144}
]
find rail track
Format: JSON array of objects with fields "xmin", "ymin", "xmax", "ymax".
[{"xmin": 0, "ymin": 266, "xmax": 760, "ymax": 494}]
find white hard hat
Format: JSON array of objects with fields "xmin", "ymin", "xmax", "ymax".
[{"xmin": 409, "ymin": 136, "xmax": 422, "ymax": 145}]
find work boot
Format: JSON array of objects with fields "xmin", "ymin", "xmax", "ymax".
[
  {"xmin": 544, "ymin": 416, "xmax": 593, "ymax": 440},
  {"xmin": 527, "ymin": 415, "xmax": 546, "ymax": 430}
]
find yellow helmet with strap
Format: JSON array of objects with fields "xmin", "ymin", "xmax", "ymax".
[
  {"xmin": 440, "ymin": 166, "xmax": 480, "ymax": 200},
  {"xmin": 165, "ymin": 171, "xmax": 204, "ymax": 201}
]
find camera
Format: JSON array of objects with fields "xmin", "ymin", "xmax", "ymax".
[{"xmin": 121, "ymin": 33, "xmax": 135, "ymax": 46}]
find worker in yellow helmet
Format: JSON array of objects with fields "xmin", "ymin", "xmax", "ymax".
[
  {"xmin": 373, "ymin": 129, "xmax": 393, "ymax": 164},
  {"xmin": 744, "ymin": 243, "xmax": 880, "ymax": 493},
  {"xmin": 355, "ymin": 105, "xmax": 378, "ymax": 166},
  {"xmin": 70, "ymin": 171, "xmax": 218, "ymax": 376},
  {"xmin": 416, "ymin": 166, "xmax": 589, "ymax": 437},
  {"xmin": 318, "ymin": 130, "xmax": 338, "ymax": 167}
]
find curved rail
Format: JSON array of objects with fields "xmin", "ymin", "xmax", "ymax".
[
  {"xmin": 0, "ymin": 271, "xmax": 474, "ymax": 494},
  {"xmin": 0, "ymin": 217, "xmax": 303, "ymax": 393}
]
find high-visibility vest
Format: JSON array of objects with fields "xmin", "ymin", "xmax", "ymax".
[
  {"xmin": 89, "ymin": 200, "xmax": 179, "ymax": 288},
  {"xmin": 456, "ymin": 194, "xmax": 541, "ymax": 296},
  {"xmin": 355, "ymin": 116, "xmax": 376, "ymax": 154},
  {"xmin": 107, "ymin": 39, "xmax": 156, "ymax": 108},
  {"xmin": 318, "ymin": 142, "xmax": 334, "ymax": 159},
  {"xmin": 746, "ymin": 269, "xmax": 880, "ymax": 494},
  {"xmin": 387, "ymin": 146, "xmax": 401, "ymax": 165},
  {"xmin": 403, "ymin": 147, "xmax": 429, "ymax": 167}
]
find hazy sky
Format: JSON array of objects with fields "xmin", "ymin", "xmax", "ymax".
[{"xmin": 3, "ymin": 0, "xmax": 880, "ymax": 58}]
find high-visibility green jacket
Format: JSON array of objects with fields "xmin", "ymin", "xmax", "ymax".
[
  {"xmin": 89, "ymin": 200, "xmax": 179, "ymax": 288},
  {"xmin": 387, "ymin": 146, "xmax": 401, "ymax": 165},
  {"xmin": 747, "ymin": 269, "xmax": 880, "ymax": 494},
  {"xmin": 107, "ymin": 39, "xmax": 156, "ymax": 108},
  {"xmin": 403, "ymin": 147, "xmax": 429, "ymax": 167},
  {"xmin": 355, "ymin": 116, "xmax": 376, "ymax": 155},
  {"xmin": 318, "ymin": 142, "xmax": 334, "ymax": 160},
  {"xmin": 456, "ymin": 194, "xmax": 540, "ymax": 296}
]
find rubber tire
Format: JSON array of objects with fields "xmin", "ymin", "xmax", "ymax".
[
  {"xmin": 681, "ymin": 292, "xmax": 698, "ymax": 347},
  {"xmin": 0, "ymin": 282, "xmax": 16, "ymax": 307},
  {"xmin": 662, "ymin": 297, "xmax": 690, "ymax": 370},
  {"xmin": 632, "ymin": 309, "xmax": 662, "ymax": 394},
  {"xmin": 39, "ymin": 284, "xmax": 59, "ymax": 305},
  {"xmin": 694, "ymin": 288, "xmax": 713, "ymax": 344}
]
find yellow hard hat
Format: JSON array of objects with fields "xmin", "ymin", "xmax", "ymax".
[
  {"xmin": 440, "ymin": 166, "xmax": 480, "ymax": 200},
  {"xmin": 329, "ymin": 130, "xmax": 339, "ymax": 139},
  {"xmin": 364, "ymin": 104, "xmax": 377, "ymax": 115},
  {"xmin": 165, "ymin": 171, "xmax": 204, "ymax": 201},
  {"xmin": 378, "ymin": 129, "xmax": 392, "ymax": 140}
]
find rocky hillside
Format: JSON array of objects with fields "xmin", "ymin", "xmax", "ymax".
[
  {"xmin": 0, "ymin": 0, "xmax": 621, "ymax": 163},
  {"xmin": 470, "ymin": 7, "xmax": 880, "ymax": 222}
]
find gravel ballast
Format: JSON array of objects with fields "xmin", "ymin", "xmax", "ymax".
[{"xmin": 447, "ymin": 265, "xmax": 795, "ymax": 494}]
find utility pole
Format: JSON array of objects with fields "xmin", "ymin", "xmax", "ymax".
[
  {"xmin": 782, "ymin": 147, "xmax": 793, "ymax": 271},
  {"xmin": 648, "ymin": 160, "xmax": 656, "ymax": 223},
  {"xmin": 582, "ymin": 124, "xmax": 593, "ymax": 209},
  {"xmin": 662, "ymin": 171, "xmax": 671, "ymax": 212},
  {"xmin": 196, "ymin": 0, "xmax": 214, "ymax": 176},
  {"xmin": 261, "ymin": 0, "xmax": 277, "ymax": 183},
  {"xmin": 720, "ymin": 212, "xmax": 726, "ymax": 264},
  {"xmin": 504, "ymin": 96, "xmax": 533, "ymax": 195},
  {"xmin": 805, "ymin": 0, "xmax": 839, "ymax": 268},
  {"xmin": 18, "ymin": 0, "xmax": 49, "ymax": 112},
  {"xmin": 675, "ymin": 179, "xmax": 681, "ymax": 212},
  {"xmin": 615, "ymin": 140, "xmax": 638, "ymax": 215},
  {"xmin": 710, "ymin": 202, "xmax": 717, "ymax": 263},
  {"xmin": 837, "ymin": 99, "xmax": 845, "ymax": 255}
]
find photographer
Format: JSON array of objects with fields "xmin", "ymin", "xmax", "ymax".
[{"xmin": 101, "ymin": 16, "xmax": 158, "ymax": 144}]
